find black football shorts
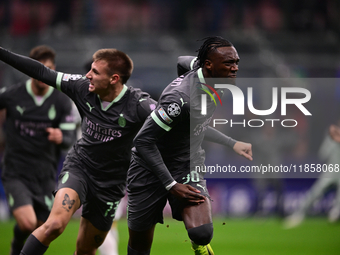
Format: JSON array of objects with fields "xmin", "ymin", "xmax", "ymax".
[
  {"xmin": 2, "ymin": 176, "xmax": 55, "ymax": 222},
  {"xmin": 56, "ymin": 156, "xmax": 126, "ymax": 232},
  {"xmin": 127, "ymin": 159, "xmax": 210, "ymax": 231}
]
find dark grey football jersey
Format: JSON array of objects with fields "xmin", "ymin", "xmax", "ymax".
[
  {"xmin": 0, "ymin": 80, "xmax": 76, "ymax": 183},
  {"xmin": 56, "ymin": 74, "xmax": 156, "ymax": 185},
  {"xmin": 132, "ymin": 67, "xmax": 219, "ymax": 185}
]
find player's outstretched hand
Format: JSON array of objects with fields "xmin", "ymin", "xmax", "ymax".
[
  {"xmin": 169, "ymin": 183, "xmax": 206, "ymax": 203},
  {"xmin": 46, "ymin": 127, "xmax": 63, "ymax": 145},
  {"xmin": 233, "ymin": 141, "xmax": 253, "ymax": 161}
]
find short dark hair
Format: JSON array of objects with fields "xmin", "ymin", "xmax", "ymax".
[
  {"xmin": 93, "ymin": 49, "xmax": 133, "ymax": 84},
  {"xmin": 196, "ymin": 36, "xmax": 233, "ymax": 67},
  {"xmin": 29, "ymin": 45, "xmax": 56, "ymax": 63}
]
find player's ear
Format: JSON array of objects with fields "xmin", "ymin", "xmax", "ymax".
[
  {"xmin": 205, "ymin": 59, "xmax": 212, "ymax": 71},
  {"xmin": 110, "ymin": 74, "xmax": 120, "ymax": 84}
]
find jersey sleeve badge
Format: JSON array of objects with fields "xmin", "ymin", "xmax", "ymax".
[
  {"xmin": 158, "ymin": 107, "xmax": 173, "ymax": 124},
  {"xmin": 62, "ymin": 74, "xmax": 83, "ymax": 82},
  {"xmin": 167, "ymin": 102, "xmax": 181, "ymax": 117}
]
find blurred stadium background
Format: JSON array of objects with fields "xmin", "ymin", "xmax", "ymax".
[{"xmin": 0, "ymin": 0, "xmax": 340, "ymax": 254}]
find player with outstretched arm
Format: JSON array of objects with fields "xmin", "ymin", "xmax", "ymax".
[{"xmin": 0, "ymin": 46, "xmax": 156, "ymax": 255}]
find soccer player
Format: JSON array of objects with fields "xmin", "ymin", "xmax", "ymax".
[
  {"xmin": 82, "ymin": 59, "xmax": 122, "ymax": 255},
  {"xmin": 284, "ymin": 124, "xmax": 340, "ymax": 228},
  {"xmin": 0, "ymin": 46, "xmax": 156, "ymax": 255},
  {"xmin": 0, "ymin": 45, "xmax": 77, "ymax": 255},
  {"xmin": 126, "ymin": 36, "xmax": 253, "ymax": 255}
]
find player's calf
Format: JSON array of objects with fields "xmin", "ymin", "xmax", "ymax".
[
  {"xmin": 19, "ymin": 234, "xmax": 48, "ymax": 255},
  {"xmin": 10, "ymin": 225, "xmax": 30, "ymax": 255}
]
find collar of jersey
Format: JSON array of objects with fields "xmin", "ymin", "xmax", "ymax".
[
  {"xmin": 97, "ymin": 84, "xmax": 128, "ymax": 111},
  {"xmin": 190, "ymin": 57, "xmax": 197, "ymax": 70},
  {"xmin": 197, "ymin": 68, "xmax": 208, "ymax": 90},
  {"xmin": 26, "ymin": 79, "xmax": 54, "ymax": 106},
  {"xmin": 197, "ymin": 67, "xmax": 220, "ymax": 102}
]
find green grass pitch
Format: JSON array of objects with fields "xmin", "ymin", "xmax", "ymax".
[{"xmin": 0, "ymin": 217, "xmax": 339, "ymax": 254}]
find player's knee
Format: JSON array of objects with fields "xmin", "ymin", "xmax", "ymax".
[
  {"xmin": 44, "ymin": 218, "xmax": 66, "ymax": 239},
  {"xmin": 17, "ymin": 219, "xmax": 37, "ymax": 233},
  {"xmin": 187, "ymin": 223, "xmax": 213, "ymax": 245}
]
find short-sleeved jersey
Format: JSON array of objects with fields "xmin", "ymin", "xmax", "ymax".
[
  {"xmin": 0, "ymin": 80, "xmax": 76, "ymax": 184},
  {"xmin": 132, "ymin": 67, "xmax": 218, "ymax": 178},
  {"xmin": 56, "ymin": 74, "xmax": 156, "ymax": 186}
]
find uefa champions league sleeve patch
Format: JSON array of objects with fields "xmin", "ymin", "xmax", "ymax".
[
  {"xmin": 69, "ymin": 74, "xmax": 83, "ymax": 80},
  {"xmin": 167, "ymin": 102, "xmax": 181, "ymax": 117}
]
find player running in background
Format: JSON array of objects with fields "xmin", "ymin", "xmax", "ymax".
[
  {"xmin": 0, "ymin": 46, "xmax": 156, "ymax": 255},
  {"xmin": 284, "ymin": 124, "xmax": 340, "ymax": 228},
  {"xmin": 126, "ymin": 36, "xmax": 253, "ymax": 255},
  {"xmin": 0, "ymin": 45, "xmax": 77, "ymax": 255}
]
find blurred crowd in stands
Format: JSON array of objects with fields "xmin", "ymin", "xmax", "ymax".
[{"xmin": 0, "ymin": 0, "xmax": 339, "ymax": 36}]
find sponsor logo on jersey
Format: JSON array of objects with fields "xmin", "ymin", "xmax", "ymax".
[
  {"xmin": 167, "ymin": 103, "xmax": 181, "ymax": 117},
  {"xmin": 84, "ymin": 117, "xmax": 122, "ymax": 142},
  {"xmin": 16, "ymin": 105, "xmax": 25, "ymax": 115},
  {"xmin": 197, "ymin": 183, "xmax": 206, "ymax": 192},
  {"xmin": 180, "ymin": 98, "xmax": 187, "ymax": 107},
  {"xmin": 15, "ymin": 120, "xmax": 51, "ymax": 137},
  {"xmin": 86, "ymin": 102, "xmax": 95, "ymax": 112},
  {"xmin": 158, "ymin": 107, "xmax": 173, "ymax": 124}
]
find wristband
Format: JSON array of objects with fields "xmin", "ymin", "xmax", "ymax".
[{"xmin": 165, "ymin": 180, "xmax": 177, "ymax": 191}]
